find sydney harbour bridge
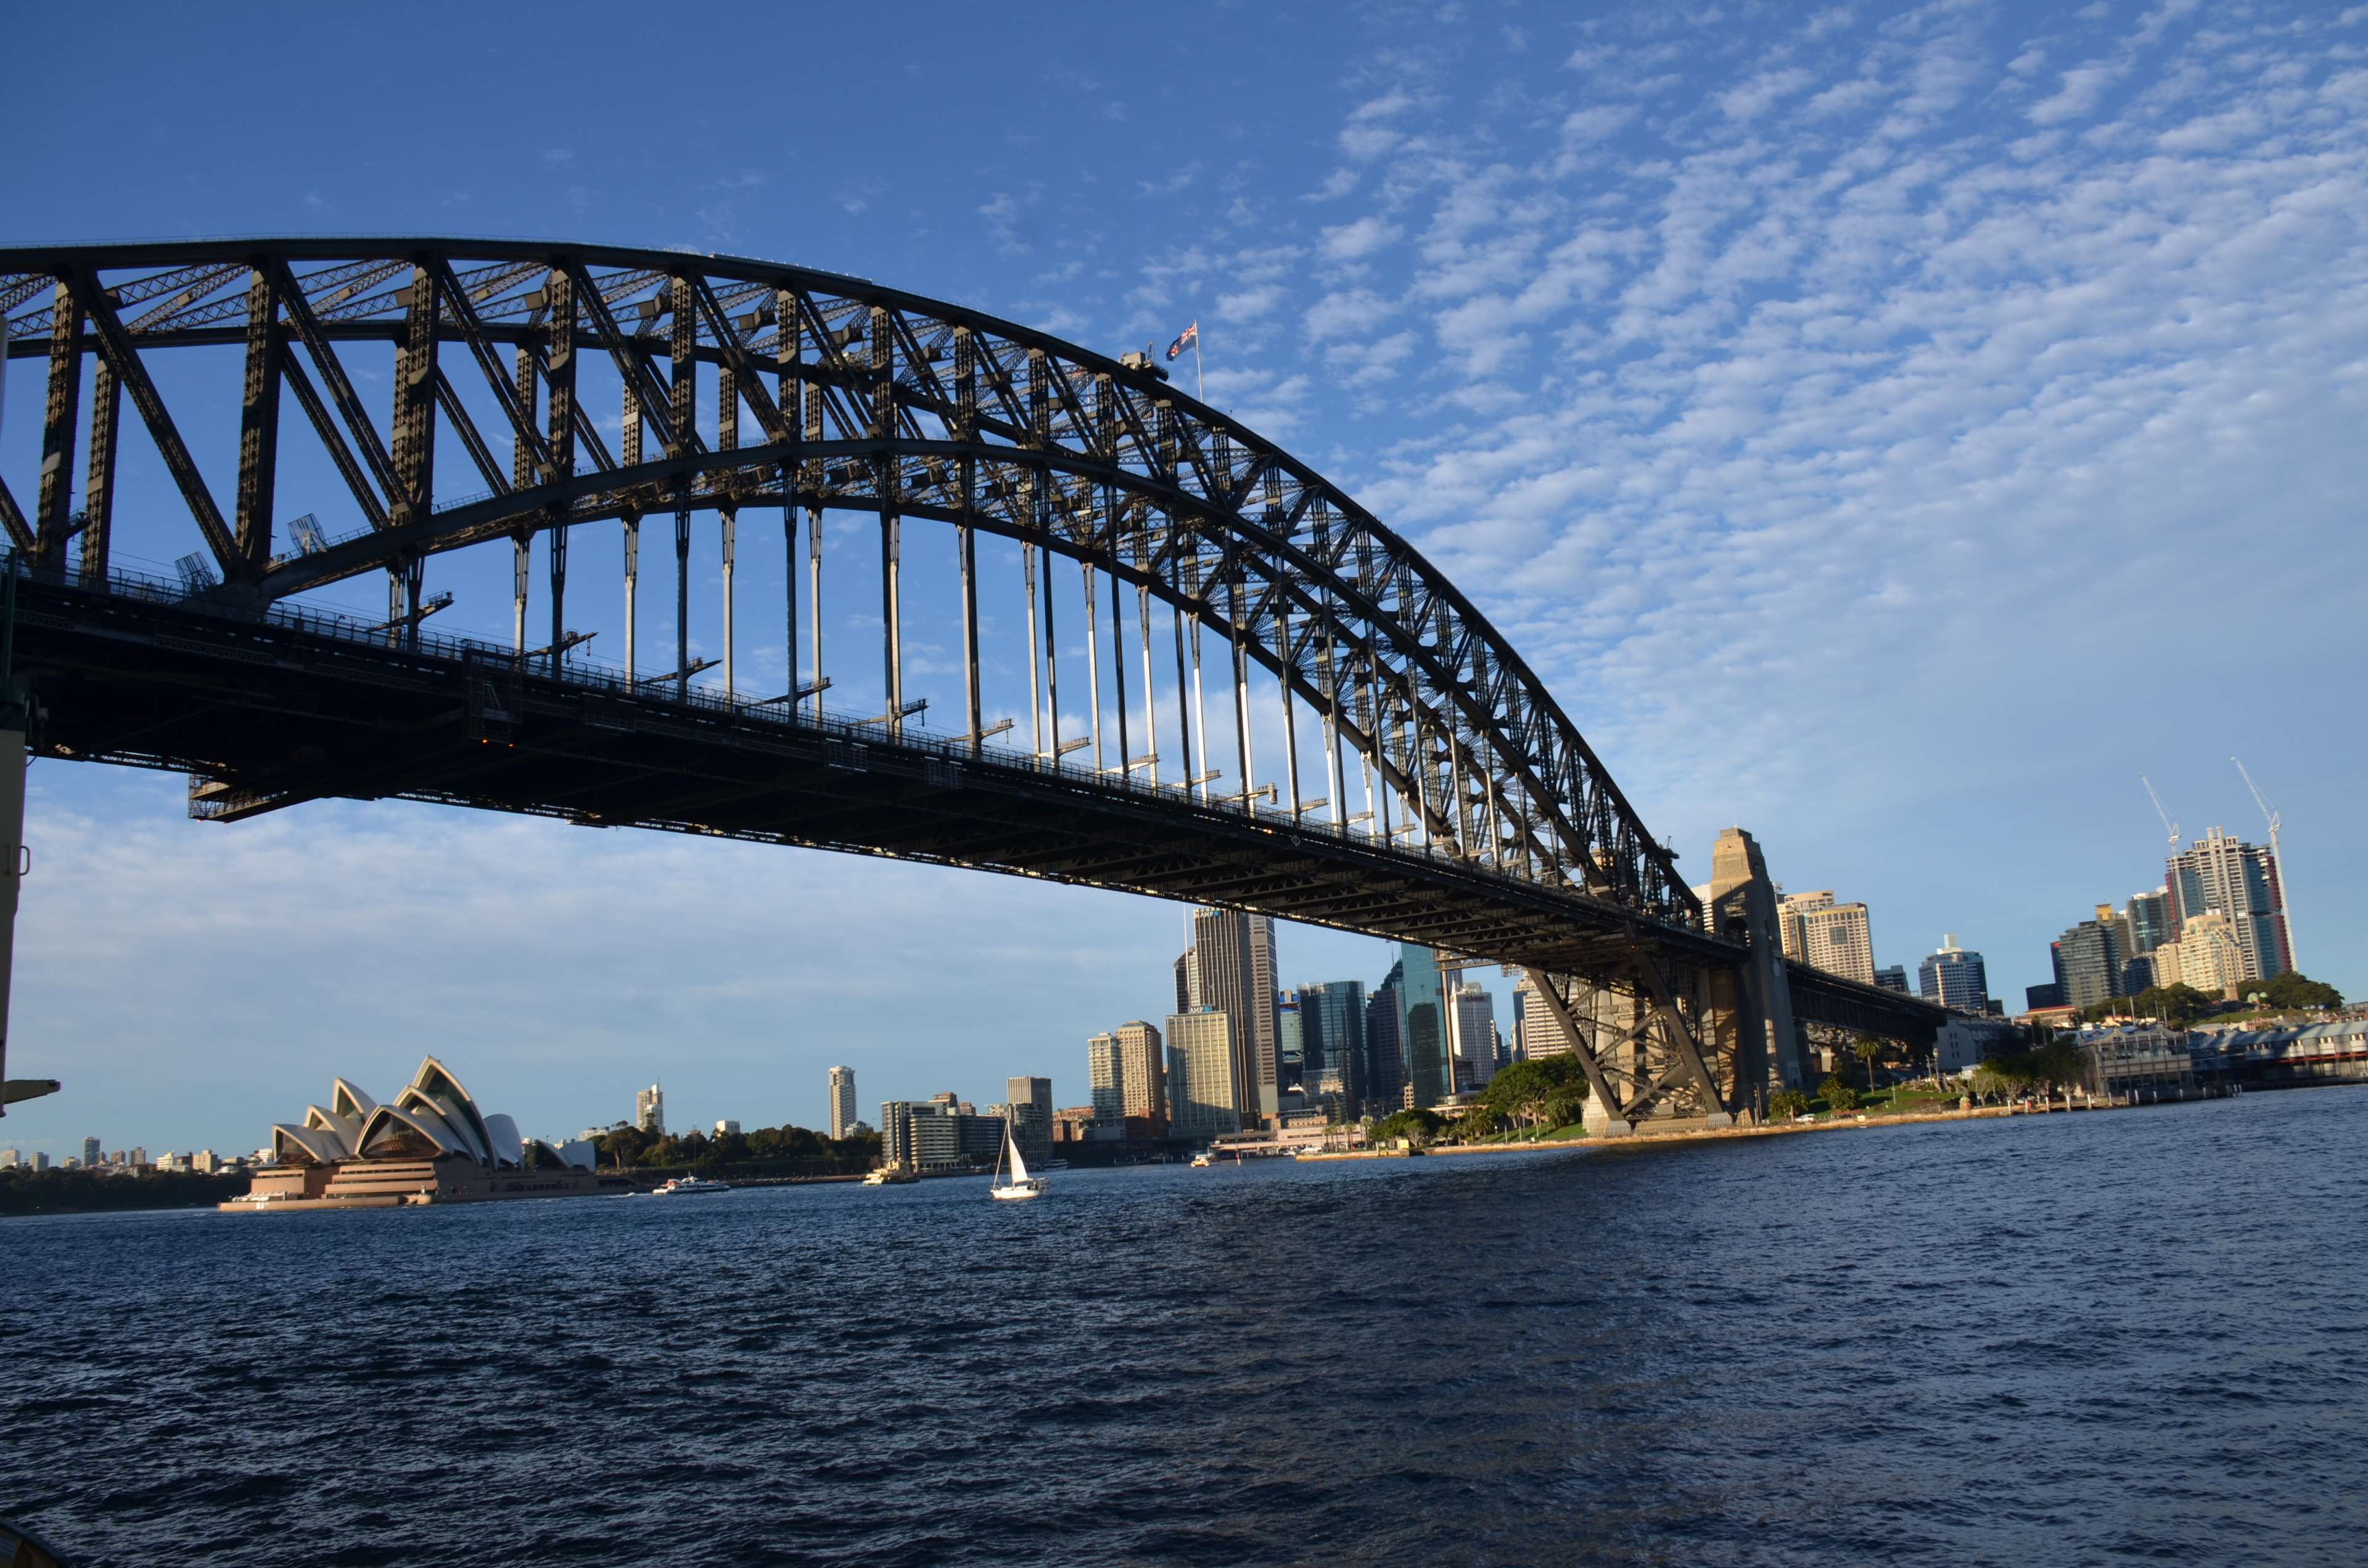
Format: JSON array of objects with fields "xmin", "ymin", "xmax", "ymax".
[{"xmin": 0, "ymin": 239, "xmax": 1941, "ymax": 1131}]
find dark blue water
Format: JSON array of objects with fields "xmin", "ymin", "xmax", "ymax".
[{"xmin": 6, "ymin": 1089, "xmax": 2365, "ymax": 1566}]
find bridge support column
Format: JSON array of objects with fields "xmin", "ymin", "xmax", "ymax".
[{"xmin": 1706, "ymin": 827, "xmax": 1807, "ymax": 1096}]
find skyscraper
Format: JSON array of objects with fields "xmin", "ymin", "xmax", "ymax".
[
  {"xmin": 1114, "ymin": 1020, "xmax": 1167, "ymax": 1133},
  {"xmin": 2126, "ymin": 889, "xmax": 2172, "ymax": 954},
  {"xmin": 1246, "ymin": 916, "xmax": 1280, "ymax": 1116},
  {"xmin": 1297, "ymin": 980, "xmax": 1367, "ymax": 1115},
  {"xmin": 1512, "ymin": 972, "xmax": 1570, "ymax": 1060},
  {"xmin": 1276, "ymin": 992, "xmax": 1304, "ymax": 1091},
  {"xmin": 826, "ymin": 1065, "xmax": 858, "ymax": 1140},
  {"xmin": 635, "ymin": 1083, "xmax": 665, "ymax": 1136},
  {"xmin": 1190, "ymin": 908, "xmax": 1270, "ymax": 1122},
  {"xmin": 1366, "ymin": 962, "xmax": 1405, "ymax": 1107},
  {"xmin": 1778, "ymin": 890, "xmax": 1877, "ymax": 985},
  {"xmin": 2054, "ymin": 918, "xmax": 2123, "ymax": 1009},
  {"xmin": 1172, "ymin": 951, "xmax": 1194, "ymax": 1016},
  {"xmin": 1396, "ymin": 943, "xmax": 1448, "ymax": 1109},
  {"xmin": 1005, "ymin": 1076, "xmax": 1053, "ymax": 1162},
  {"xmin": 1450, "ymin": 983, "xmax": 1499, "ymax": 1088},
  {"xmin": 1087, "ymin": 1033, "xmax": 1125, "ymax": 1125},
  {"xmin": 2166, "ymin": 827, "xmax": 2289, "ymax": 982},
  {"xmin": 1164, "ymin": 1011, "xmax": 1241, "ymax": 1139},
  {"xmin": 82, "ymin": 1136, "xmax": 102, "ymax": 1168},
  {"xmin": 1917, "ymin": 935, "xmax": 1989, "ymax": 1012}
]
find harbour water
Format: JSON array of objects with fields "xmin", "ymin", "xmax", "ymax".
[{"xmin": 5, "ymin": 1088, "xmax": 2364, "ymax": 1566}]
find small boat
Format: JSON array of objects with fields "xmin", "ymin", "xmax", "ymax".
[
  {"xmin": 988, "ymin": 1123, "xmax": 1046, "ymax": 1201},
  {"xmin": 651, "ymin": 1175, "xmax": 733, "ymax": 1196},
  {"xmin": 861, "ymin": 1167, "xmax": 918, "ymax": 1186},
  {"xmin": 1189, "ymin": 1151, "xmax": 1214, "ymax": 1168}
]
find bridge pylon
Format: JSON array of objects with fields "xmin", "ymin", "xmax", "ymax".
[{"xmin": 1704, "ymin": 827, "xmax": 1809, "ymax": 1099}]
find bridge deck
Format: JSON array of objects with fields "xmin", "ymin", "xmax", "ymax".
[{"xmin": 13, "ymin": 573, "xmax": 1744, "ymax": 981}]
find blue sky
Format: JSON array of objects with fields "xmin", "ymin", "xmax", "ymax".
[{"xmin": 4, "ymin": 0, "xmax": 2363, "ymax": 1157}]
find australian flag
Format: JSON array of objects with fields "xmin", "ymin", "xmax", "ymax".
[{"xmin": 1166, "ymin": 321, "xmax": 1198, "ymax": 360}]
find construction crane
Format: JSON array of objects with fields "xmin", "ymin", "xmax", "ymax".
[
  {"xmin": 2141, "ymin": 774, "xmax": 2179, "ymax": 850},
  {"xmin": 2232, "ymin": 757, "xmax": 2294, "ymax": 971}
]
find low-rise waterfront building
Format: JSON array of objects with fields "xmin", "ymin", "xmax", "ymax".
[{"xmin": 2078, "ymin": 1026, "xmax": 2197, "ymax": 1099}]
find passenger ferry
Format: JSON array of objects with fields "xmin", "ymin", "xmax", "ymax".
[{"xmin": 649, "ymin": 1175, "xmax": 733, "ymax": 1196}]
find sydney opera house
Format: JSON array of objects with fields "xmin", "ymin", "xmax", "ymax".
[{"xmin": 221, "ymin": 1056, "xmax": 626, "ymax": 1211}]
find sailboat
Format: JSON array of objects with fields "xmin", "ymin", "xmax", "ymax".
[{"xmin": 989, "ymin": 1122, "xmax": 1046, "ymax": 1201}]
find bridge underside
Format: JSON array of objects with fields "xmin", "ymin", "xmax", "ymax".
[{"xmin": 14, "ymin": 575, "xmax": 1740, "ymax": 983}]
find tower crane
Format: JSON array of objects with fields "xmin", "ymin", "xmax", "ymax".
[
  {"xmin": 2232, "ymin": 757, "xmax": 2294, "ymax": 971},
  {"xmin": 2140, "ymin": 774, "xmax": 2179, "ymax": 850}
]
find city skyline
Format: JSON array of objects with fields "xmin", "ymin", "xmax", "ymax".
[{"xmin": 4, "ymin": 0, "xmax": 2362, "ymax": 1155}]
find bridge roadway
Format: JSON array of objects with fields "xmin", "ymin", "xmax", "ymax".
[{"xmin": 10, "ymin": 567, "xmax": 1938, "ymax": 1051}]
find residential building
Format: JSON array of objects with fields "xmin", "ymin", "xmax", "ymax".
[
  {"xmin": 32, "ymin": 1151, "xmax": 50, "ymax": 1171},
  {"xmin": 1114, "ymin": 1020, "xmax": 1167, "ymax": 1134},
  {"xmin": 1164, "ymin": 1010, "xmax": 1241, "ymax": 1140},
  {"xmin": 635, "ymin": 1083, "xmax": 665, "ymax": 1137},
  {"xmin": 2126, "ymin": 889, "xmax": 2172, "ymax": 955},
  {"xmin": 2166, "ymin": 827, "xmax": 2289, "ymax": 982},
  {"xmin": 1450, "ymin": 983, "xmax": 1500, "ymax": 1088},
  {"xmin": 1005, "ymin": 1077, "xmax": 1054, "ymax": 1163},
  {"xmin": 127, "ymin": 1146, "xmax": 146, "ymax": 1168},
  {"xmin": 1051, "ymin": 1107, "xmax": 1097, "ymax": 1143},
  {"xmin": 713, "ymin": 1120, "xmax": 740, "ymax": 1138},
  {"xmin": 2054, "ymin": 918, "xmax": 2123, "ymax": 1010},
  {"xmin": 879, "ymin": 1100, "xmax": 1005, "ymax": 1172},
  {"xmin": 1247, "ymin": 915, "xmax": 1280, "ymax": 1117},
  {"xmin": 1396, "ymin": 943, "xmax": 1449, "ymax": 1109},
  {"xmin": 1934, "ymin": 1016, "xmax": 2014, "ymax": 1074},
  {"xmin": 1778, "ymin": 890, "xmax": 1877, "ymax": 985},
  {"xmin": 1917, "ymin": 935, "xmax": 1989, "ymax": 1012},
  {"xmin": 0, "ymin": 1151, "xmax": 17, "ymax": 1168},
  {"xmin": 1087, "ymin": 1032, "xmax": 1125, "ymax": 1125},
  {"xmin": 1873, "ymin": 965, "xmax": 1909, "ymax": 994},
  {"xmin": 82, "ymin": 1136, "xmax": 101, "ymax": 1167},
  {"xmin": 826, "ymin": 1066, "xmax": 858, "ymax": 1140},
  {"xmin": 1297, "ymin": 980, "xmax": 1367, "ymax": 1116},
  {"xmin": 2171, "ymin": 910, "xmax": 2246, "ymax": 995}
]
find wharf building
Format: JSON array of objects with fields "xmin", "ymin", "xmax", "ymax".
[
  {"xmin": 226, "ymin": 1057, "xmax": 614, "ymax": 1212},
  {"xmin": 879, "ymin": 1099, "xmax": 1006, "ymax": 1173},
  {"xmin": 1917, "ymin": 935, "xmax": 1989, "ymax": 1012},
  {"xmin": 1778, "ymin": 890, "xmax": 1876, "ymax": 985}
]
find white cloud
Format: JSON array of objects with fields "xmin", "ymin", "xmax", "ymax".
[{"xmin": 1320, "ymin": 214, "xmax": 1402, "ymax": 261}]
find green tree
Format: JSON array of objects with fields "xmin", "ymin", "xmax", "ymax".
[
  {"xmin": 2132, "ymin": 983, "xmax": 2215, "ymax": 1025},
  {"xmin": 1455, "ymin": 1103, "xmax": 1504, "ymax": 1140},
  {"xmin": 1818, "ymin": 1074, "xmax": 1859, "ymax": 1113},
  {"xmin": 1768, "ymin": 1088, "xmax": 1809, "ymax": 1119},
  {"xmin": 2259, "ymin": 971, "xmax": 2343, "ymax": 1011},
  {"xmin": 1372, "ymin": 1109, "xmax": 1444, "ymax": 1147},
  {"xmin": 1851, "ymin": 1036, "xmax": 1888, "ymax": 1092}
]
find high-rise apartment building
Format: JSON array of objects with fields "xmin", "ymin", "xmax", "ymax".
[
  {"xmin": 82, "ymin": 1136, "xmax": 102, "ymax": 1168},
  {"xmin": 1247, "ymin": 916, "xmax": 1280, "ymax": 1115},
  {"xmin": 1297, "ymin": 980, "xmax": 1367, "ymax": 1115},
  {"xmin": 1917, "ymin": 935, "xmax": 1989, "ymax": 1013},
  {"xmin": 0, "ymin": 1151, "xmax": 18, "ymax": 1168},
  {"xmin": 2126, "ymin": 889, "xmax": 2172, "ymax": 955},
  {"xmin": 826, "ymin": 1065, "xmax": 858, "ymax": 1140},
  {"xmin": 1778, "ymin": 891, "xmax": 1877, "ymax": 985},
  {"xmin": 2160, "ymin": 910, "xmax": 2245, "ymax": 995},
  {"xmin": 635, "ymin": 1083, "xmax": 665, "ymax": 1136},
  {"xmin": 1087, "ymin": 1033, "xmax": 1125, "ymax": 1125},
  {"xmin": 1005, "ymin": 1076, "xmax": 1054, "ymax": 1162},
  {"xmin": 1164, "ymin": 1011, "xmax": 1241, "ymax": 1139},
  {"xmin": 2166, "ymin": 827, "xmax": 2289, "ymax": 982},
  {"xmin": 1115, "ymin": 1020, "xmax": 1166, "ymax": 1133},
  {"xmin": 2054, "ymin": 918, "xmax": 2123, "ymax": 1010}
]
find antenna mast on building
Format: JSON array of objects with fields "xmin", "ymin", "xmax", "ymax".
[
  {"xmin": 2140, "ymin": 775, "xmax": 2179, "ymax": 851},
  {"xmin": 2231, "ymin": 757, "xmax": 2292, "ymax": 969}
]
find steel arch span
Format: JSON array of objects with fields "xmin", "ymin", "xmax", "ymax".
[{"xmin": 0, "ymin": 238, "xmax": 1942, "ymax": 1126}]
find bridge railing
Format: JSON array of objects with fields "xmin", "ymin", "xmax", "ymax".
[{"xmin": 20, "ymin": 557, "xmax": 1642, "ymax": 916}]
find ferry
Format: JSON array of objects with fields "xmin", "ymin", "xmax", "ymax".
[
  {"xmin": 861, "ymin": 1167, "xmax": 919, "ymax": 1186},
  {"xmin": 1189, "ymin": 1151, "xmax": 1214, "ymax": 1168},
  {"xmin": 649, "ymin": 1175, "xmax": 733, "ymax": 1196}
]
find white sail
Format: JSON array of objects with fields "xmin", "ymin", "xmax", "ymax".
[{"xmin": 1005, "ymin": 1125, "xmax": 1032, "ymax": 1185}]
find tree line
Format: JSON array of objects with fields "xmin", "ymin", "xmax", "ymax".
[
  {"xmin": 594, "ymin": 1122, "xmax": 881, "ymax": 1171},
  {"xmin": 2078, "ymin": 972, "xmax": 2343, "ymax": 1025},
  {"xmin": 1, "ymin": 1167, "xmax": 247, "ymax": 1217}
]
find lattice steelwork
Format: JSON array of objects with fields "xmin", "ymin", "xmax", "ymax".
[{"xmin": 1, "ymin": 240, "xmax": 1943, "ymax": 1123}]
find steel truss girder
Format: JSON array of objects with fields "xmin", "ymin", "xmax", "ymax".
[{"xmin": 1, "ymin": 237, "xmax": 1692, "ymax": 928}]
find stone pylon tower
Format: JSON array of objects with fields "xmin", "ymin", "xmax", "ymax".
[{"xmin": 1706, "ymin": 828, "xmax": 1809, "ymax": 1101}]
